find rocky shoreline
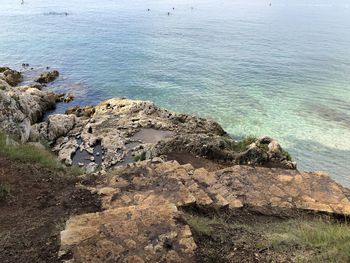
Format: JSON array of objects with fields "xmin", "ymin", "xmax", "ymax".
[
  {"xmin": 1, "ymin": 67, "xmax": 296, "ymax": 172},
  {"xmin": 1, "ymin": 66, "xmax": 350, "ymax": 262}
]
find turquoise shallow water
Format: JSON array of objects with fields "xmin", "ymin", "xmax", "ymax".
[{"xmin": 1, "ymin": 0, "xmax": 350, "ymax": 185}]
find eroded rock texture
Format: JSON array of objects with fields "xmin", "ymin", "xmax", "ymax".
[
  {"xmin": 0, "ymin": 70, "xmax": 57, "ymax": 141},
  {"xmin": 31, "ymin": 97, "xmax": 294, "ymax": 170},
  {"xmin": 60, "ymin": 159, "xmax": 350, "ymax": 262}
]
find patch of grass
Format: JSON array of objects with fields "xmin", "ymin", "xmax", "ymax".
[
  {"xmin": 0, "ymin": 184, "xmax": 11, "ymax": 202},
  {"xmin": 232, "ymin": 135, "xmax": 257, "ymax": 152},
  {"xmin": 186, "ymin": 213, "xmax": 257, "ymax": 263},
  {"xmin": 282, "ymin": 149, "xmax": 292, "ymax": 161},
  {"xmin": 260, "ymin": 219, "xmax": 350, "ymax": 263},
  {"xmin": 187, "ymin": 216, "xmax": 215, "ymax": 236},
  {"xmin": 0, "ymin": 131, "xmax": 82, "ymax": 176},
  {"xmin": 134, "ymin": 151, "xmax": 146, "ymax": 162}
]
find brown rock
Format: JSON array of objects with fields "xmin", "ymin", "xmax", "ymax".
[{"xmin": 35, "ymin": 70, "xmax": 59, "ymax": 83}]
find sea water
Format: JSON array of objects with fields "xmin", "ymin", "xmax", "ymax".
[{"xmin": 1, "ymin": 0, "xmax": 350, "ymax": 185}]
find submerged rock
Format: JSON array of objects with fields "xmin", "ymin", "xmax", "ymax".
[
  {"xmin": 56, "ymin": 93, "xmax": 74, "ymax": 103},
  {"xmin": 35, "ymin": 70, "xmax": 59, "ymax": 83}
]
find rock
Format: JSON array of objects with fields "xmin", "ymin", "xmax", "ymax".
[
  {"xmin": 0, "ymin": 84, "xmax": 57, "ymax": 142},
  {"xmin": 0, "ymin": 67, "xmax": 22, "ymax": 86},
  {"xmin": 65, "ymin": 105, "xmax": 95, "ymax": 118},
  {"xmin": 46, "ymin": 114, "xmax": 77, "ymax": 141},
  {"xmin": 57, "ymin": 138, "xmax": 79, "ymax": 165},
  {"xmin": 59, "ymin": 160, "xmax": 350, "ymax": 262},
  {"xmin": 49, "ymin": 98, "xmax": 226, "ymax": 167},
  {"xmin": 151, "ymin": 134, "xmax": 296, "ymax": 169},
  {"xmin": 35, "ymin": 70, "xmax": 59, "ymax": 83},
  {"xmin": 86, "ymin": 162, "xmax": 98, "ymax": 174},
  {"xmin": 56, "ymin": 93, "xmax": 74, "ymax": 103},
  {"xmin": 60, "ymin": 201, "xmax": 196, "ymax": 263}
]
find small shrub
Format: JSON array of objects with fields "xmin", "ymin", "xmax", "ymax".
[
  {"xmin": 282, "ymin": 149, "xmax": 292, "ymax": 161},
  {"xmin": 232, "ymin": 136, "xmax": 257, "ymax": 152},
  {"xmin": 134, "ymin": 152, "xmax": 146, "ymax": 162}
]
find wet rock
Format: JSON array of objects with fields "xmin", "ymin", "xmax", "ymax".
[
  {"xmin": 35, "ymin": 70, "xmax": 59, "ymax": 83},
  {"xmin": 0, "ymin": 67, "xmax": 23, "ymax": 86},
  {"xmin": 56, "ymin": 93, "xmax": 74, "ymax": 103},
  {"xmin": 65, "ymin": 105, "xmax": 95, "ymax": 118},
  {"xmin": 28, "ymin": 83, "xmax": 46, "ymax": 90}
]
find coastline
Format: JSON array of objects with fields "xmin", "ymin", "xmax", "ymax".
[{"xmin": 1, "ymin": 66, "xmax": 350, "ymax": 262}]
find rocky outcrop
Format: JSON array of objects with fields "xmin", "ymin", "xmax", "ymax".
[
  {"xmin": 35, "ymin": 70, "xmax": 59, "ymax": 83},
  {"xmin": 59, "ymin": 159, "xmax": 350, "ymax": 262},
  {"xmin": 0, "ymin": 67, "xmax": 23, "ymax": 86},
  {"xmin": 151, "ymin": 135, "xmax": 295, "ymax": 169},
  {"xmin": 0, "ymin": 84, "xmax": 57, "ymax": 142},
  {"xmin": 32, "ymin": 97, "xmax": 294, "ymax": 170},
  {"xmin": 0, "ymin": 67, "xmax": 80, "ymax": 142}
]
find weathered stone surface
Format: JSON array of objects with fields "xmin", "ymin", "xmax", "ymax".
[
  {"xmin": 60, "ymin": 160, "xmax": 350, "ymax": 262},
  {"xmin": 35, "ymin": 70, "xmax": 59, "ymax": 83},
  {"xmin": 151, "ymin": 134, "xmax": 295, "ymax": 169},
  {"xmin": 60, "ymin": 197, "xmax": 197, "ymax": 263},
  {"xmin": 0, "ymin": 85, "xmax": 57, "ymax": 142},
  {"xmin": 42, "ymin": 98, "xmax": 294, "ymax": 170},
  {"xmin": 47, "ymin": 97, "xmax": 227, "ymax": 168}
]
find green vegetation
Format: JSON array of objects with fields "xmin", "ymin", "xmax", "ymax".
[
  {"xmin": 0, "ymin": 131, "xmax": 82, "ymax": 175},
  {"xmin": 282, "ymin": 148, "xmax": 292, "ymax": 161},
  {"xmin": 185, "ymin": 206, "xmax": 350, "ymax": 263},
  {"xmin": 187, "ymin": 216, "xmax": 218, "ymax": 236},
  {"xmin": 231, "ymin": 135, "xmax": 257, "ymax": 152},
  {"xmin": 134, "ymin": 151, "xmax": 146, "ymax": 162},
  {"xmin": 0, "ymin": 184, "xmax": 11, "ymax": 202},
  {"xmin": 260, "ymin": 219, "xmax": 350, "ymax": 263}
]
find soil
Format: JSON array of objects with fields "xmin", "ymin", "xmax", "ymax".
[
  {"xmin": 0, "ymin": 157, "xmax": 101, "ymax": 263},
  {"xmin": 166, "ymin": 152, "xmax": 228, "ymax": 171}
]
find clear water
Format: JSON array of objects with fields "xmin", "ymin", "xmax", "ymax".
[{"xmin": 1, "ymin": 0, "xmax": 350, "ymax": 185}]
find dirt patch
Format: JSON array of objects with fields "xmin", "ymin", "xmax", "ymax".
[
  {"xmin": 0, "ymin": 157, "xmax": 101, "ymax": 263},
  {"xmin": 166, "ymin": 152, "xmax": 228, "ymax": 171}
]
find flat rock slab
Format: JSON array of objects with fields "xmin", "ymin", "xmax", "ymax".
[{"xmin": 60, "ymin": 161, "xmax": 350, "ymax": 262}]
